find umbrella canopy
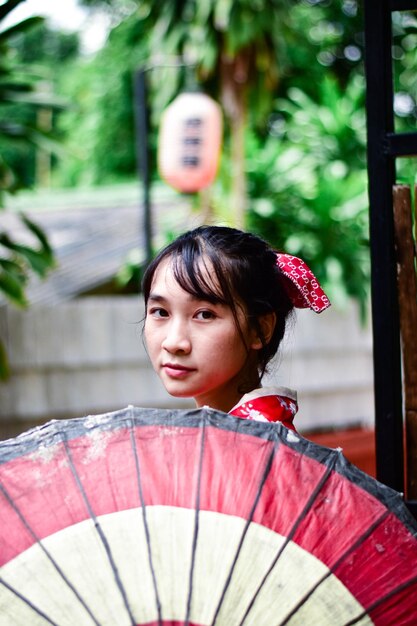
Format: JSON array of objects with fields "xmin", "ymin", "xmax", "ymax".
[{"xmin": 0, "ymin": 406, "xmax": 416, "ymax": 625}]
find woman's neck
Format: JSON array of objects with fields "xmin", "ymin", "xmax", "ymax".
[{"xmin": 193, "ymin": 372, "xmax": 261, "ymax": 413}]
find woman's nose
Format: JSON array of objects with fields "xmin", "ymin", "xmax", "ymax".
[{"xmin": 161, "ymin": 321, "xmax": 191, "ymax": 354}]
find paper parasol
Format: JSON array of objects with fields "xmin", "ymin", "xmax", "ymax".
[{"xmin": 0, "ymin": 406, "xmax": 416, "ymax": 625}]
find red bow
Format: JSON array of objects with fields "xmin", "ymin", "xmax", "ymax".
[{"xmin": 276, "ymin": 253, "xmax": 330, "ymax": 313}]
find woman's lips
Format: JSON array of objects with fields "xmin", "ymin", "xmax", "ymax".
[{"xmin": 162, "ymin": 363, "xmax": 195, "ymax": 378}]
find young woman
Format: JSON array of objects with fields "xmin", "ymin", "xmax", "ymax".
[{"xmin": 142, "ymin": 225, "xmax": 330, "ymax": 432}]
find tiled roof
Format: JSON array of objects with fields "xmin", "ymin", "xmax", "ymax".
[{"xmin": 1, "ymin": 194, "xmax": 192, "ymax": 305}]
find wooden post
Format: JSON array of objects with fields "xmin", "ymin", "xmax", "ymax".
[
  {"xmin": 393, "ymin": 185, "xmax": 417, "ymax": 499},
  {"xmin": 35, "ymin": 81, "xmax": 53, "ymax": 188},
  {"xmin": 133, "ymin": 69, "xmax": 152, "ymax": 268}
]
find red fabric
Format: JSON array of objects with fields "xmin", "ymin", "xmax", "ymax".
[
  {"xmin": 229, "ymin": 390, "xmax": 298, "ymax": 431},
  {"xmin": 276, "ymin": 253, "xmax": 330, "ymax": 313}
]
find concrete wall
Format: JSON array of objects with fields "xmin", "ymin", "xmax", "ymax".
[
  {"xmin": 269, "ymin": 304, "xmax": 374, "ymax": 432},
  {"xmin": 0, "ymin": 296, "xmax": 374, "ymax": 439}
]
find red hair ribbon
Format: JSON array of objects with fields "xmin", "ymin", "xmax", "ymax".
[{"xmin": 276, "ymin": 253, "xmax": 331, "ymax": 313}]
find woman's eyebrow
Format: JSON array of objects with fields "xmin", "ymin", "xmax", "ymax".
[
  {"xmin": 147, "ymin": 293, "xmax": 166, "ymax": 303},
  {"xmin": 148, "ymin": 291, "xmax": 199, "ymax": 303},
  {"xmin": 148, "ymin": 291, "xmax": 218, "ymax": 305}
]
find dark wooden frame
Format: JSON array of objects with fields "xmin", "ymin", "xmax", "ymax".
[{"xmin": 363, "ymin": 0, "xmax": 417, "ymax": 517}]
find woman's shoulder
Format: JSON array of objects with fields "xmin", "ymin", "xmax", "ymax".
[
  {"xmin": 229, "ymin": 386, "xmax": 298, "ymax": 430},
  {"xmin": 235, "ymin": 386, "xmax": 297, "ymax": 405}
]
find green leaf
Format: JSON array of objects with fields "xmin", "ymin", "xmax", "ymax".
[
  {"xmin": 0, "ymin": 0, "xmax": 25, "ymax": 21},
  {"xmin": 0, "ymin": 269, "xmax": 27, "ymax": 307},
  {"xmin": 0, "ymin": 234, "xmax": 54, "ymax": 277},
  {"xmin": 20, "ymin": 213, "xmax": 54, "ymax": 261},
  {"xmin": 26, "ymin": 128, "xmax": 69, "ymax": 158},
  {"xmin": 0, "ymin": 81, "xmax": 33, "ymax": 94},
  {"xmin": 0, "ymin": 256, "xmax": 27, "ymax": 282},
  {"xmin": 0, "ymin": 120, "xmax": 28, "ymax": 138},
  {"xmin": 213, "ymin": 0, "xmax": 234, "ymax": 31},
  {"xmin": 0, "ymin": 17, "xmax": 45, "ymax": 42},
  {"xmin": 0, "ymin": 121, "xmax": 68, "ymax": 156},
  {"xmin": 1, "ymin": 90, "xmax": 68, "ymax": 108},
  {"xmin": 0, "ymin": 339, "xmax": 10, "ymax": 381}
]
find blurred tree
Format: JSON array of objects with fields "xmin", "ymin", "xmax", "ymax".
[
  {"xmin": 0, "ymin": 0, "xmax": 61, "ymax": 377},
  {"xmin": 56, "ymin": 11, "xmax": 152, "ymax": 186},
  {"xmin": 3, "ymin": 20, "xmax": 79, "ymax": 188},
  {"xmin": 76, "ymin": 0, "xmax": 294, "ymax": 227},
  {"xmin": 59, "ymin": 0, "xmax": 417, "ymax": 312},
  {"xmin": 246, "ymin": 74, "xmax": 369, "ymax": 313},
  {"xmin": 284, "ymin": 0, "xmax": 363, "ymax": 91},
  {"xmin": 73, "ymin": 0, "xmax": 366, "ymax": 223},
  {"xmin": 12, "ymin": 20, "xmax": 80, "ymax": 65}
]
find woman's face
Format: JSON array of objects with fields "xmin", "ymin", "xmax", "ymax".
[{"xmin": 144, "ymin": 257, "xmax": 261, "ymax": 412}]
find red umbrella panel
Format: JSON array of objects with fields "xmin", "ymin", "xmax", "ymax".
[{"xmin": 0, "ymin": 406, "xmax": 416, "ymax": 626}]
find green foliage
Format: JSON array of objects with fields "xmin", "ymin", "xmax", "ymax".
[
  {"xmin": 39, "ymin": 0, "xmax": 417, "ymax": 318},
  {"xmin": 141, "ymin": 0, "xmax": 293, "ymax": 125},
  {"xmin": 0, "ymin": 3, "xmax": 69, "ymax": 196},
  {"xmin": 0, "ymin": 210, "xmax": 57, "ymax": 377},
  {"xmin": 0, "ymin": 213, "xmax": 55, "ymax": 304},
  {"xmin": 246, "ymin": 75, "xmax": 370, "ymax": 313},
  {"xmin": 0, "ymin": 0, "xmax": 58, "ymax": 378},
  {"xmin": 62, "ymin": 0, "xmax": 371, "ymax": 311},
  {"xmin": 55, "ymin": 12, "xmax": 153, "ymax": 186},
  {"xmin": 391, "ymin": 10, "xmax": 417, "ymax": 137},
  {"xmin": 11, "ymin": 20, "xmax": 80, "ymax": 65},
  {"xmin": 285, "ymin": 0, "xmax": 363, "ymax": 89}
]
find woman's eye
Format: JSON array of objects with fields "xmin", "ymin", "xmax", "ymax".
[
  {"xmin": 195, "ymin": 310, "xmax": 215, "ymax": 320},
  {"xmin": 149, "ymin": 307, "xmax": 169, "ymax": 318}
]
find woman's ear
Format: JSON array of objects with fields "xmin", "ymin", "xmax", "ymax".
[{"xmin": 250, "ymin": 312, "xmax": 277, "ymax": 350}]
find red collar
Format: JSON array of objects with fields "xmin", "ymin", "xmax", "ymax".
[{"xmin": 229, "ymin": 387, "xmax": 298, "ymax": 431}]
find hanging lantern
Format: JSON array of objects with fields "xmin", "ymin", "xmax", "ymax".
[{"xmin": 158, "ymin": 92, "xmax": 223, "ymax": 193}]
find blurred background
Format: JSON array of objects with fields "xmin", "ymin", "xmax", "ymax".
[{"xmin": 2, "ymin": 0, "xmax": 417, "ymax": 474}]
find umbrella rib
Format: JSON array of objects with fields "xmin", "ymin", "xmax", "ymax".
[
  {"xmin": 184, "ymin": 413, "xmax": 207, "ymax": 625},
  {"xmin": 343, "ymin": 572, "xmax": 417, "ymax": 626},
  {"xmin": 0, "ymin": 576, "xmax": 60, "ymax": 625},
  {"xmin": 237, "ymin": 451, "xmax": 338, "ymax": 626},
  {"xmin": 210, "ymin": 439, "xmax": 278, "ymax": 626},
  {"xmin": 63, "ymin": 438, "xmax": 136, "ymax": 626},
  {"xmin": 129, "ymin": 420, "xmax": 163, "ymax": 626},
  {"xmin": 277, "ymin": 509, "xmax": 390, "ymax": 626},
  {"xmin": 0, "ymin": 480, "xmax": 102, "ymax": 626}
]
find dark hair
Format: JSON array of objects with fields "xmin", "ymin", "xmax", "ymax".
[{"xmin": 142, "ymin": 225, "xmax": 294, "ymax": 380}]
